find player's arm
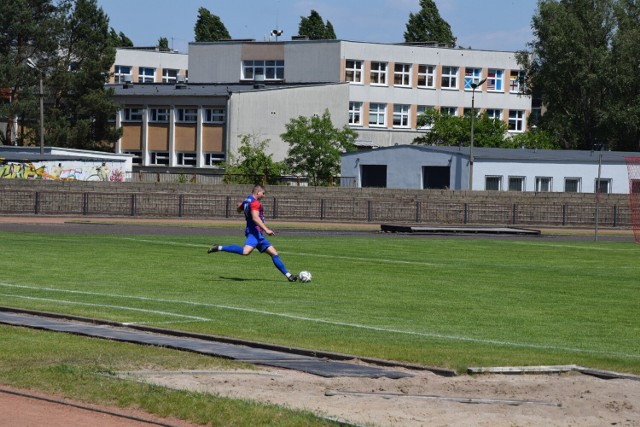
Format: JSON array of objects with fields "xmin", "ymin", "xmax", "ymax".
[
  {"xmin": 251, "ymin": 209, "xmax": 274, "ymax": 235},
  {"xmin": 236, "ymin": 201, "xmax": 244, "ymax": 214}
]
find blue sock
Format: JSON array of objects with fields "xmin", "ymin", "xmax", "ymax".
[
  {"xmin": 272, "ymin": 255, "xmax": 289, "ymax": 275},
  {"xmin": 221, "ymin": 245, "xmax": 243, "ymax": 255}
]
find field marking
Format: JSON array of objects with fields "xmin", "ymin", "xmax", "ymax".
[
  {"xmin": 1, "ymin": 282, "xmax": 637, "ymax": 360},
  {"xmin": 0, "ymin": 292, "xmax": 212, "ymax": 322},
  {"xmin": 510, "ymin": 241, "xmax": 639, "ymax": 252}
]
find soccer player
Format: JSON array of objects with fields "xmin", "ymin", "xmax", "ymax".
[{"xmin": 207, "ymin": 184, "xmax": 298, "ymax": 282}]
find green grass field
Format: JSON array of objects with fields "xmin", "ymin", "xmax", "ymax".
[{"xmin": 1, "ymin": 228, "xmax": 639, "ymax": 375}]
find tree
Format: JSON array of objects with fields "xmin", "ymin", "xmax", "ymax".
[
  {"xmin": 158, "ymin": 37, "xmax": 169, "ymax": 50},
  {"xmin": 109, "ymin": 28, "xmax": 133, "ymax": 47},
  {"xmin": 194, "ymin": 7, "xmax": 230, "ymax": 42},
  {"xmin": 0, "ymin": 0, "xmax": 57, "ymax": 145},
  {"xmin": 413, "ymin": 109, "xmax": 507, "ymax": 147},
  {"xmin": 46, "ymin": 0, "xmax": 121, "ymax": 150},
  {"xmin": 222, "ymin": 134, "xmax": 288, "ymax": 185},
  {"xmin": 298, "ymin": 10, "xmax": 336, "ymax": 40},
  {"xmin": 517, "ymin": 0, "xmax": 616, "ymax": 150},
  {"xmin": 281, "ymin": 109, "xmax": 357, "ymax": 186},
  {"xmin": 404, "ymin": 0, "xmax": 456, "ymax": 46}
]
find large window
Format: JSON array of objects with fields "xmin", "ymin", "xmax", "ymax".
[
  {"xmin": 176, "ymin": 108, "xmax": 197, "ymax": 123},
  {"xmin": 464, "ymin": 67, "xmax": 482, "ymax": 90},
  {"xmin": 162, "ymin": 68, "xmax": 179, "ymax": 83},
  {"xmin": 242, "ymin": 60, "xmax": 284, "ymax": 81},
  {"xmin": 150, "ymin": 151, "xmax": 169, "ymax": 166},
  {"xmin": 486, "ymin": 109, "xmax": 503, "ymax": 121},
  {"xmin": 508, "ymin": 110, "xmax": 525, "ymax": 132},
  {"xmin": 138, "ymin": 67, "xmax": 155, "ymax": 83},
  {"xmin": 345, "ymin": 60, "xmax": 363, "ymax": 83},
  {"xmin": 417, "ymin": 64, "xmax": 435, "ymax": 88},
  {"xmin": 368, "ymin": 103, "xmax": 387, "ymax": 127},
  {"xmin": 441, "ymin": 106, "xmax": 458, "ymax": 116},
  {"xmin": 393, "ymin": 63, "xmax": 411, "ymax": 87},
  {"xmin": 177, "ymin": 152, "xmax": 197, "ymax": 166},
  {"xmin": 485, "ymin": 176, "xmax": 502, "ymax": 191},
  {"xmin": 370, "ymin": 62, "xmax": 387, "ymax": 85},
  {"xmin": 416, "ymin": 105, "xmax": 435, "ymax": 129},
  {"xmin": 114, "ymin": 65, "xmax": 132, "ymax": 83},
  {"xmin": 487, "ymin": 69, "xmax": 504, "ymax": 91},
  {"xmin": 536, "ymin": 177, "xmax": 552, "ymax": 192},
  {"xmin": 510, "ymin": 70, "xmax": 524, "ymax": 93},
  {"xmin": 205, "ymin": 153, "xmax": 224, "ymax": 165},
  {"xmin": 508, "ymin": 176, "xmax": 525, "ymax": 191},
  {"xmin": 149, "ymin": 108, "xmax": 169, "ymax": 122},
  {"xmin": 348, "ymin": 102, "xmax": 363, "ymax": 126},
  {"xmin": 204, "ymin": 108, "xmax": 225, "ymax": 123},
  {"xmin": 565, "ymin": 178, "xmax": 581, "ymax": 192},
  {"xmin": 392, "ymin": 104, "xmax": 410, "ymax": 128},
  {"xmin": 441, "ymin": 66, "xmax": 458, "ymax": 89},
  {"xmin": 123, "ymin": 107, "xmax": 143, "ymax": 122},
  {"xmin": 595, "ymin": 178, "xmax": 612, "ymax": 194}
]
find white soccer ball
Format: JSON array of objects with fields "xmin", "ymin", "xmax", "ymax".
[{"xmin": 299, "ymin": 271, "xmax": 312, "ymax": 283}]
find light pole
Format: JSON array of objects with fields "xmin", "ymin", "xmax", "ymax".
[
  {"xmin": 26, "ymin": 59, "xmax": 45, "ymax": 156},
  {"xmin": 468, "ymin": 77, "xmax": 486, "ymax": 191}
]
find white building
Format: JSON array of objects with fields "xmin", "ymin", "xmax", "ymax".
[{"xmin": 109, "ymin": 47, "xmax": 189, "ymax": 84}]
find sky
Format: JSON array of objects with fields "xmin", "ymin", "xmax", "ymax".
[{"xmin": 97, "ymin": 0, "xmax": 539, "ymax": 53}]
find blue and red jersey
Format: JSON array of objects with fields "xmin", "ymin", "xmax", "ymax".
[{"xmin": 242, "ymin": 194, "xmax": 265, "ymax": 234}]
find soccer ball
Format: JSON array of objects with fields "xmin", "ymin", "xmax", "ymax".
[{"xmin": 299, "ymin": 271, "xmax": 312, "ymax": 283}]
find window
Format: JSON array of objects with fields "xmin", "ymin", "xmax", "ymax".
[
  {"xmin": 176, "ymin": 108, "xmax": 197, "ymax": 122},
  {"xmin": 123, "ymin": 107, "xmax": 143, "ymax": 122},
  {"xmin": 368, "ymin": 103, "xmax": 387, "ymax": 127},
  {"xmin": 162, "ymin": 68, "xmax": 178, "ymax": 83},
  {"xmin": 393, "ymin": 63, "xmax": 411, "ymax": 87},
  {"xmin": 536, "ymin": 177, "xmax": 552, "ymax": 192},
  {"xmin": 205, "ymin": 153, "xmax": 224, "ymax": 165},
  {"xmin": 242, "ymin": 60, "xmax": 284, "ymax": 81},
  {"xmin": 348, "ymin": 102, "xmax": 363, "ymax": 126},
  {"xmin": 441, "ymin": 66, "xmax": 458, "ymax": 89},
  {"xmin": 417, "ymin": 64, "xmax": 435, "ymax": 88},
  {"xmin": 510, "ymin": 70, "xmax": 524, "ymax": 93},
  {"xmin": 150, "ymin": 151, "xmax": 169, "ymax": 166},
  {"xmin": 486, "ymin": 109, "xmax": 503, "ymax": 121},
  {"xmin": 149, "ymin": 108, "xmax": 169, "ymax": 122},
  {"xmin": 392, "ymin": 104, "xmax": 410, "ymax": 128},
  {"xmin": 138, "ymin": 67, "xmax": 155, "ymax": 83},
  {"xmin": 485, "ymin": 176, "xmax": 502, "ymax": 191},
  {"xmin": 416, "ymin": 105, "xmax": 435, "ymax": 129},
  {"xmin": 345, "ymin": 60, "xmax": 363, "ymax": 83},
  {"xmin": 123, "ymin": 151, "xmax": 142, "ymax": 165},
  {"xmin": 565, "ymin": 178, "xmax": 581, "ymax": 192},
  {"xmin": 441, "ymin": 106, "xmax": 458, "ymax": 116},
  {"xmin": 509, "ymin": 110, "xmax": 525, "ymax": 132},
  {"xmin": 595, "ymin": 178, "xmax": 611, "ymax": 194},
  {"xmin": 370, "ymin": 62, "xmax": 387, "ymax": 85},
  {"xmin": 114, "ymin": 65, "xmax": 132, "ymax": 83},
  {"xmin": 464, "ymin": 67, "xmax": 482, "ymax": 90},
  {"xmin": 204, "ymin": 108, "xmax": 225, "ymax": 123},
  {"xmin": 508, "ymin": 176, "xmax": 525, "ymax": 191},
  {"xmin": 487, "ymin": 69, "xmax": 503, "ymax": 91},
  {"xmin": 177, "ymin": 152, "xmax": 197, "ymax": 166}
]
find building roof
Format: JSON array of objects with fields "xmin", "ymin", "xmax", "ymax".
[
  {"xmin": 342, "ymin": 144, "xmax": 640, "ymax": 164},
  {"xmin": 108, "ymin": 82, "xmax": 342, "ymax": 97}
]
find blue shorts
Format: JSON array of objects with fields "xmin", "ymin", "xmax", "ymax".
[{"xmin": 245, "ymin": 230, "xmax": 272, "ymax": 253}]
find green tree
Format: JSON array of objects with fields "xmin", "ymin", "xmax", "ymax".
[
  {"xmin": 46, "ymin": 0, "xmax": 121, "ymax": 150},
  {"xmin": 109, "ymin": 28, "xmax": 133, "ymax": 47},
  {"xmin": 194, "ymin": 7, "xmax": 230, "ymax": 42},
  {"xmin": 158, "ymin": 37, "xmax": 169, "ymax": 50},
  {"xmin": 281, "ymin": 109, "xmax": 357, "ymax": 186},
  {"xmin": 413, "ymin": 109, "xmax": 507, "ymax": 147},
  {"xmin": 0, "ymin": 0, "xmax": 57, "ymax": 145},
  {"xmin": 298, "ymin": 10, "xmax": 336, "ymax": 39},
  {"xmin": 605, "ymin": 0, "xmax": 640, "ymax": 151},
  {"xmin": 502, "ymin": 129, "xmax": 560, "ymax": 150},
  {"xmin": 222, "ymin": 134, "xmax": 288, "ymax": 185},
  {"xmin": 404, "ymin": 0, "xmax": 456, "ymax": 46},
  {"xmin": 518, "ymin": 0, "xmax": 616, "ymax": 150}
]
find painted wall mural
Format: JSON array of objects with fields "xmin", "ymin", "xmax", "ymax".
[{"xmin": 0, "ymin": 158, "xmax": 125, "ymax": 182}]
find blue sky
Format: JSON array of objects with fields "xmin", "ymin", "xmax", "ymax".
[{"xmin": 97, "ymin": 0, "xmax": 538, "ymax": 53}]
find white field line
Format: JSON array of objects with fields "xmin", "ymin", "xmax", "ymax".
[{"xmin": 1, "ymin": 282, "xmax": 637, "ymax": 359}]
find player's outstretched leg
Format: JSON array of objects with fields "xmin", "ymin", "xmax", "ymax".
[
  {"xmin": 208, "ymin": 244, "xmax": 243, "ymax": 255},
  {"xmin": 271, "ymin": 254, "xmax": 297, "ymax": 282}
]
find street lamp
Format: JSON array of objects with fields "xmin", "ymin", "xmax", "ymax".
[
  {"xmin": 468, "ymin": 77, "xmax": 487, "ymax": 191},
  {"xmin": 26, "ymin": 59, "xmax": 45, "ymax": 156}
]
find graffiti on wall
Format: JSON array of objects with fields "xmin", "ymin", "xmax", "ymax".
[{"xmin": 0, "ymin": 158, "xmax": 125, "ymax": 182}]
